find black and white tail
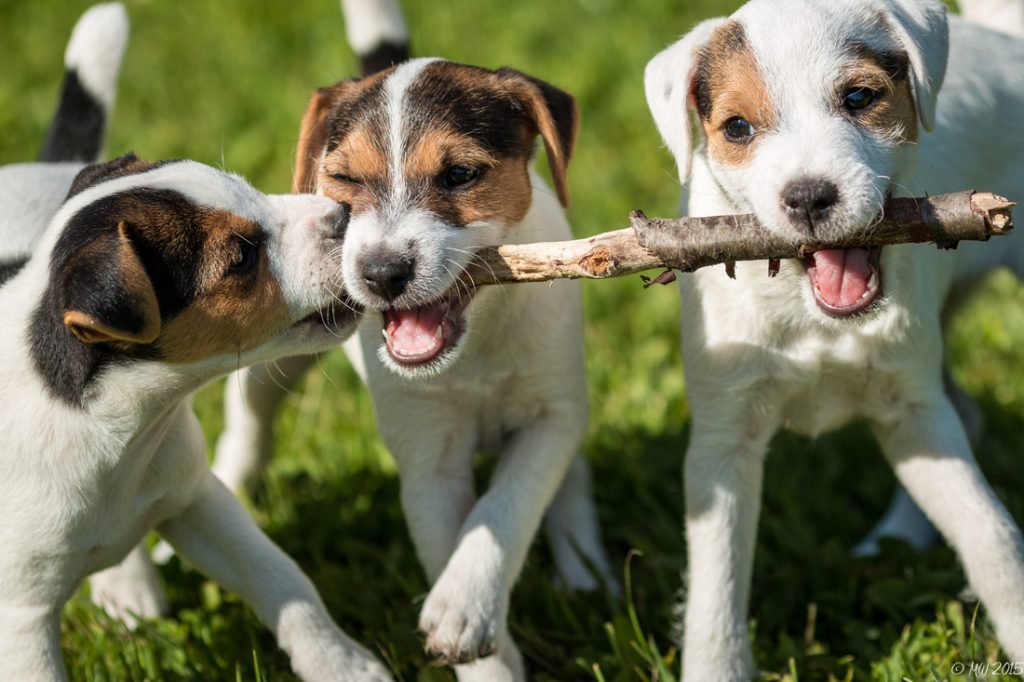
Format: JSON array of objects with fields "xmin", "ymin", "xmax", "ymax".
[
  {"xmin": 340, "ymin": 0, "xmax": 410, "ymax": 76},
  {"xmin": 39, "ymin": 2, "xmax": 129, "ymax": 163}
]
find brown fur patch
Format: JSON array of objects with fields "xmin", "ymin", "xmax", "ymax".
[
  {"xmin": 319, "ymin": 123, "xmax": 390, "ymax": 213},
  {"xmin": 158, "ymin": 208, "xmax": 289, "ymax": 363},
  {"xmin": 293, "ymin": 72, "xmax": 390, "ymax": 194},
  {"xmin": 401, "ymin": 129, "xmax": 534, "ymax": 226},
  {"xmin": 695, "ymin": 21, "xmax": 775, "ymax": 167},
  {"xmin": 840, "ymin": 46, "xmax": 917, "ymax": 142}
]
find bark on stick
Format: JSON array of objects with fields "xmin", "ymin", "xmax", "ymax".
[{"xmin": 462, "ymin": 191, "xmax": 1014, "ymax": 286}]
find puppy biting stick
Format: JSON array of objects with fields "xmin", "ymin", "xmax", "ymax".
[{"xmin": 464, "ymin": 190, "xmax": 1013, "ymax": 285}]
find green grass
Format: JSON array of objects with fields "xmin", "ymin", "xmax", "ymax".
[{"xmin": 1, "ymin": 0, "xmax": 1022, "ymax": 680}]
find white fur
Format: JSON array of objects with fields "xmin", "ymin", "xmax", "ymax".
[
  {"xmin": 644, "ymin": 0, "xmax": 1024, "ymax": 678},
  {"xmin": 213, "ymin": 62, "xmax": 613, "ymax": 681},
  {"xmin": 341, "ymin": 0, "xmax": 408, "ymax": 56},
  {"xmin": 0, "ymin": 161, "xmax": 390, "ymax": 681},
  {"xmin": 64, "ymin": 2, "xmax": 128, "ymax": 111}
]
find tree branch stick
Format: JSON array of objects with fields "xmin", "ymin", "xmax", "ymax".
[{"xmin": 462, "ymin": 191, "xmax": 1014, "ymax": 286}]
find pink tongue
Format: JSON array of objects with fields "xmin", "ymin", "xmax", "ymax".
[
  {"xmin": 385, "ymin": 304, "xmax": 445, "ymax": 360},
  {"xmin": 811, "ymin": 248, "xmax": 872, "ymax": 309}
]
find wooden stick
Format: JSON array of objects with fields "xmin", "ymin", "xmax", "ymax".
[{"xmin": 462, "ymin": 191, "xmax": 1014, "ymax": 286}]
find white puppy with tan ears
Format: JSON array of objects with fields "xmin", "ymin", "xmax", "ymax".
[
  {"xmin": 643, "ymin": 0, "xmax": 1024, "ymax": 678},
  {"xmin": 209, "ymin": 2, "xmax": 614, "ymax": 681},
  {"xmin": 0, "ymin": 152, "xmax": 388, "ymax": 680}
]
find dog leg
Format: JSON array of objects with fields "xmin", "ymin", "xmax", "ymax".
[
  {"xmin": 157, "ymin": 471, "xmax": 392, "ymax": 682},
  {"xmin": 872, "ymin": 398, "xmax": 1024, "ymax": 661},
  {"xmin": 88, "ymin": 542, "xmax": 169, "ymax": 626},
  {"xmin": 0, "ymin": 604, "xmax": 64, "ymax": 680},
  {"xmin": 212, "ymin": 355, "xmax": 318, "ymax": 495},
  {"xmin": 855, "ymin": 367, "xmax": 982, "ymax": 556},
  {"xmin": 544, "ymin": 454, "xmax": 617, "ymax": 593},
  {"xmin": 417, "ymin": 402, "xmax": 584, "ymax": 679},
  {"xmin": 680, "ymin": 420, "xmax": 773, "ymax": 681}
]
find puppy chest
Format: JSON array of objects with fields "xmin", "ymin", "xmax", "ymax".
[{"xmin": 779, "ymin": 368, "xmax": 906, "ymax": 437}]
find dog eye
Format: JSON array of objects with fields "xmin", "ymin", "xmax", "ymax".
[
  {"xmin": 723, "ymin": 117, "xmax": 755, "ymax": 143},
  {"xmin": 227, "ymin": 236, "xmax": 261, "ymax": 276},
  {"xmin": 842, "ymin": 87, "xmax": 878, "ymax": 112},
  {"xmin": 441, "ymin": 165, "xmax": 480, "ymax": 190},
  {"xmin": 330, "ymin": 172, "xmax": 362, "ymax": 185}
]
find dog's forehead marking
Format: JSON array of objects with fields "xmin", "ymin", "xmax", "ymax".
[{"xmin": 383, "ymin": 57, "xmax": 440, "ymax": 209}]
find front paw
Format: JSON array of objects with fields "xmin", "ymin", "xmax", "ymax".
[{"xmin": 418, "ymin": 569, "xmax": 507, "ymax": 665}]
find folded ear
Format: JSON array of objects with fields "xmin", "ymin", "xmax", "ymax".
[
  {"xmin": 66, "ymin": 152, "xmax": 159, "ymax": 199},
  {"xmin": 497, "ymin": 68, "xmax": 579, "ymax": 207},
  {"xmin": 293, "ymin": 86, "xmax": 342, "ymax": 194},
  {"xmin": 875, "ymin": 0, "xmax": 949, "ymax": 131},
  {"xmin": 644, "ymin": 18, "xmax": 727, "ymax": 185},
  {"xmin": 61, "ymin": 220, "xmax": 161, "ymax": 345}
]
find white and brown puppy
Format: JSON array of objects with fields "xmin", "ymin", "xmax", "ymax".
[
  {"xmin": 644, "ymin": 0, "xmax": 1024, "ymax": 678},
  {"xmin": 0, "ymin": 154, "xmax": 390, "ymax": 681},
  {"xmin": 213, "ymin": 54, "xmax": 613, "ymax": 680}
]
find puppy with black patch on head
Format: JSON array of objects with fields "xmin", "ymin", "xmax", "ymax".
[
  {"xmin": 0, "ymin": 150, "xmax": 388, "ymax": 680},
  {"xmin": 643, "ymin": 0, "xmax": 1024, "ymax": 678},
  {"xmin": 0, "ymin": 5, "xmax": 389, "ymax": 679},
  {"xmin": 210, "ymin": 1, "xmax": 613, "ymax": 679}
]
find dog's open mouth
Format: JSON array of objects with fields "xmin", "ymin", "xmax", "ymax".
[
  {"xmin": 802, "ymin": 247, "xmax": 882, "ymax": 317},
  {"xmin": 382, "ymin": 288, "xmax": 475, "ymax": 366}
]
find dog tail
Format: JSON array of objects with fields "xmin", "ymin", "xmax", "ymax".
[
  {"xmin": 39, "ymin": 2, "xmax": 130, "ymax": 163},
  {"xmin": 340, "ymin": 0, "xmax": 410, "ymax": 75},
  {"xmin": 958, "ymin": 0, "xmax": 1024, "ymax": 37}
]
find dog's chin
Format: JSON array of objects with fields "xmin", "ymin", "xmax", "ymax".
[
  {"xmin": 799, "ymin": 246, "xmax": 885, "ymax": 322},
  {"xmin": 374, "ymin": 286, "xmax": 477, "ymax": 378},
  {"xmin": 285, "ymin": 295, "xmax": 363, "ymax": 352}
]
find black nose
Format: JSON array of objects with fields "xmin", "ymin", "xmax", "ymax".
[
  {"xmin": 781, "ymin": 179, "xmax": 839, "ymax": 234},
  {"xmin": 327, "ymin": 202, "xmax": 351, "ymax": 240},
  {"xmin": 363, "ymin": 256, "xmax": 414, "ymax": 301}
]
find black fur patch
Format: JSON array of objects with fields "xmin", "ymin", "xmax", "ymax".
[
  {"xmin": 405, "ymin": 64, "xmax": 533, "ymax": 160},
  {"xmin": 324, "ymin": 78, "xmax": 388, "ymax": 153},
  {"xmin": 0, "ymin": 258, "xmax": 27, "ymax": 287},
  {"xmin": 360, "ymin": 42, "xmax": 410, "ymax": 76},
  {"xmin": 30, "ymin": 188, "xmax": 207, "ymax": 406},
  {"xmin": 39, "ymin": 69, "xmax": 105, "ymax": 163}
]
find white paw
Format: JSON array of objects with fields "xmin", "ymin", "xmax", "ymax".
[
  {"xmin": 419, "ymin": 567, "xmax": 507, "ymax": 665},
  {"xmin": 89, "ymin": 569, "xmax": 168, "ymax": 628}
]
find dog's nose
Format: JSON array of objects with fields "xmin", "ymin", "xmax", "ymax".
[
  {"xmin": 326, "ymin": 202, "xmax": 351, "ymax": 240},
  {"xmin": 363, "ymin": 257, "xmax": 414, "ymax": 301},
  {"xmin": 781, "ymin": 179, "xmax": 839, "ymax": 234}
]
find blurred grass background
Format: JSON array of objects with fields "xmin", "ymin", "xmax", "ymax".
[{"xmin": 2, "ymin": 0, "xmax": 1023, "ymax": 680}]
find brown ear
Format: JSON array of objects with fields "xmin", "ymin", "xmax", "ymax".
[
  {"xmin": 497, "ymin": 69, "xmax": 579, "ymax": 207},
  {"xmin": 293, "ymin": 87, "xmax": 340, "ymax": 194},
  {"xmin": 61, "ymin": 221, "xmax": 161, "ymax": 345}
]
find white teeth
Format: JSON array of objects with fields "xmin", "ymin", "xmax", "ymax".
[
  {"xmin": 382, "ymin": 329, "xmax": 390, "ymax": 341},
  {"xmin": 434, "ymin": 326, "xmax": 443, "ymax": 339},
  {"xmin": 867, "ymin": 271, "xmax": 879, "ymax": 290}
]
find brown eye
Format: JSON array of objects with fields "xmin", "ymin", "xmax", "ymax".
[
  {"xmin": 227, "ymin": 236, "xmax": 261, "ymax": 276},
  {"xmin": 723, "ymin": 117, "xmax": 755, "ymax": 143},
  {"xmin": 441, "ymin": 165, "xmax": 480, "ymax": 190},
  {"xmin": 843, "ymin": 87, "xmax": 878, "ymax": 112}
]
